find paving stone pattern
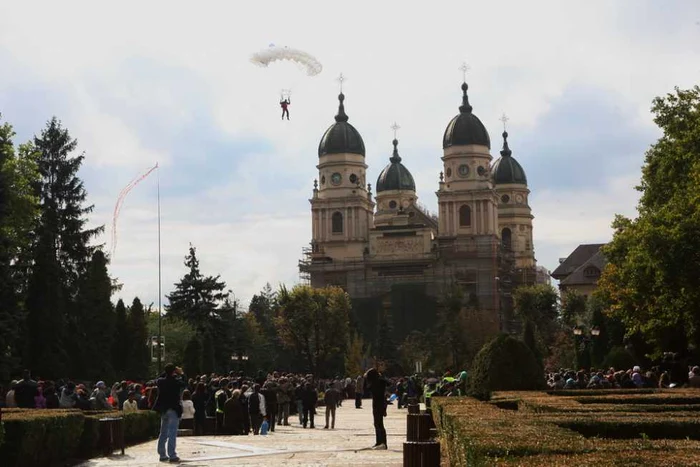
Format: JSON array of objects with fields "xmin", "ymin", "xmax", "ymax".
[{"xmin": 79, "ymin": 400, "xmax": 406, "ymax": 466}]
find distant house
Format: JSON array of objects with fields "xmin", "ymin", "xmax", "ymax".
[{"xmin": 551, "ymin": 244, "xmax": 607, "ymax": 297}]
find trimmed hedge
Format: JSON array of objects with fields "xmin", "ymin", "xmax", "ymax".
[
  {"xmin": 433, "ymin": 391, "xmax": 700, "ymax": 466},
  {"xmin": 468, "ymin": 334, "xmax": 545, "ymax": 400},
  {"xmin": 0, "ymin": 409, "xmax": 160, "ymax": 467}
]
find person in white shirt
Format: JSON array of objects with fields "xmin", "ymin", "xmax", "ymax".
[
  {"xmin": 182, "ymin": 389, "xmax": 195, "ymax": 420},
  {"xmin": 123, "ymin": 391, "xmax": 139, "ymax": 414}
]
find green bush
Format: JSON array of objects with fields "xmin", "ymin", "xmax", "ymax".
[
  {"xmin": 0, "ymin": 409, "xmax": 161, "ymax": 467},
  {"xmin": 601, "ymin": 345, "xmax": 638, "ymax": 370},
  {"xmin": 468, "ymin": 334, "xmax": 546, "ymax": 400},
  {"xmin": 0, "ymin": 410, "xmax": 85, "ymax": 467}
]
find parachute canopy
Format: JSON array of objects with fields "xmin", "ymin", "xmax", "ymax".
[{"xmin": 250, "ymin": 45, "xmax": 322, "ymax": 76}]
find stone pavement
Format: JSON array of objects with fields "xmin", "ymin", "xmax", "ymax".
[{"xmin": 79, "ymin": 400, "xmax": 406, "ymax": 466}]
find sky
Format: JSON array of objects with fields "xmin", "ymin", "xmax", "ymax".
[{"xmin": 0, "ymin": 0, "xmax": 699, "ymax": 309}]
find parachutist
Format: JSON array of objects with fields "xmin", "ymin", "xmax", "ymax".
[{"xmin": 280, "ymin": 98, "xmax": 290, "ymax": 120}]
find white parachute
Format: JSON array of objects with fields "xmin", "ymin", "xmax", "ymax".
[{"xmin": 250, "ymin": 44, "xmax": 322, "ymax": 76}]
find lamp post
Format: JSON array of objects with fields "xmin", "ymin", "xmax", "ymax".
[{"xmin": 231, "ymin": 353, "xmax": 249, "ymax": 374}]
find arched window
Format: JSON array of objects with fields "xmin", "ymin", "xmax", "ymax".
[
  {"xmin": 501, "ymin": 228, "xmax": 512, "ymax": 250},
  {"xmin": 332, "ymin": 211, "xmax": 343, "ymax": 234},
  {"xmin": 459, "ymin": 205, "xmax": 471, "ymax": 227}
]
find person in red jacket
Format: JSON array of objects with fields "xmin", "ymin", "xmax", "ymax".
[{"xmin": 280, "ymin": 98, "xmax": 290, "ymax": 120}]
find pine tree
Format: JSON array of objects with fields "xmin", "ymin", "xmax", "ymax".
[
  {"xmin": 375, "ymin": 308, "xmax": 398, "ymax": 375},
  {"xmin": 74, "ymin": 251, "xmax": 115, "ymax": 381},
  {"xmin": 127, "ymin": 297, "xmax": 150, "ymax": 380},
  {"xmin": 26, "ymin": 118, "xmax": 102, "ymax": 377},
  {"xmin": 522, "ymin": 319, "xmax": 543, "ymax": 368},
  {"xmin": 112, "ymin": 299, "xmax": 129, "ymax": 379}
]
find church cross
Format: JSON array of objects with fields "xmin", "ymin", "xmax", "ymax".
[
  {"xmin": 460, "ymin": 62, "xmax": 471, "ymax": 82},
  {"xmin": 337, "ymin": 73, "xmax": 345, "ymax": 93},
  {"xmin": 500, "ymin": 113, "xmax": 509, "ymax": 131},
  {"xmin": 391, "ymin": 122, "xmax": 401, "ymax": 140}
]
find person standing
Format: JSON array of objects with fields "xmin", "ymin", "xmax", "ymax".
[
  {"xmin": 365, "ymin": 368, "xmax": 388, "ymax": 450},
  {"xmin": 301, "ymin": 382, "xmax": 317, "ymax": 429},
  {"xmin": 152, "ymin": 364, "xmax": 187, "ymax": 463},
  {"xmin": 355, "ymin": 374, "xmax": 364, "ymax": 409},
  {"xmin": 248, "ymin": 384, "xmax": 267, "ymax": 435},
  {"xmin": 14, "ymin": 370, "xmax": 38, "ymax": 408},
  {"xmin": 323, "ymin": 384, "xmax": 340, "ymax": 429}
]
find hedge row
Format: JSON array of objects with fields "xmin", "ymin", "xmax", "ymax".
[
  {"xmin": 0, "ymin": 409, "xmax": 160, "ymax": 467},
  {"xmin": 432, "ymin": 393, "xmax": 700, "ymax": 466}
]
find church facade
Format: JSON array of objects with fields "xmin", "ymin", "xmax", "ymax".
[{"xmin": 299, "ymin": 80, "xmax": 538, "ymax": 343}]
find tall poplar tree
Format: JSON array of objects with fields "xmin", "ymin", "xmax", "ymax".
[
  {"xmin": 127, "ymin": 297, "xmax": 150, "ymax": 380},
  {"xmin": 112, "ymin": 299, "xmax": 129, "ymax": 379}
]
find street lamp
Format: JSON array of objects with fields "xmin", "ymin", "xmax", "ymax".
[{"xmin": 590, "ymin": 327, "xmax": 601, "ymax": 337}]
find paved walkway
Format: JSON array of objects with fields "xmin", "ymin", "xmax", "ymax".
[{"xmin": 80, "ymin": 401, "xmax": 406, "ymax": 466}]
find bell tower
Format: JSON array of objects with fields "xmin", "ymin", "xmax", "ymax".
[
  {"xmin": 436, "ymin": 78, "xmax": 499, "ymax": 238},
  {"xmin": 309, "ymin": 90, "xmax": 374, "ymax": 260}
]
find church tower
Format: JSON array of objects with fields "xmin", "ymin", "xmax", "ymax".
[
  {"xmin": 309, "ymin": 92, "xmax": 374, "ymax": 260},
  {"xmin": 492, "ymin": 130, "xmax": 535, "ymax": 268},
  {"xmin": 374, "ymin": 138, "xmax": 417, "ymax": 227},
  {"xmin": 436, "ymin": 81, "xmax": 499, "ymax": 237}
]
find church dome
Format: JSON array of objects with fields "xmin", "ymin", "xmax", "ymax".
[
  {"xmin": 492, "ymin": 131, "xmax": 527, "ymax": 185},
  {"xmin": 318, "ymin": 93, "xmax": 366, "ymax": 157},
  {"xmin": 443, "ymin": 82, "xmax": 491, "ymax": 149},
  {"xmin": 376, "ymin": 139, "xmax": 416, "ymax": 193}
]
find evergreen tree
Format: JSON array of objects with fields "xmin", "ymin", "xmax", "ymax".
[
  {"xmin": 25, "ymin": 118, "xmax": 101, "ymax": 377},
  {"xmin": 127, "ymin": 297, "xmax": 150, "ymax": 379},
  {"xmin": 112, "ymin": 299, "xmax": 129, "ymax": 379},
  {"xmin": 522, "ymin": 319, "xmax": 542, "ymax": 368},
  {"xmin": 74, "ymin": 251, "xmax": 115, "ymax": 381},
  {"xmin": 166, "ymin": 245, "xmax": 228, "ymax": 334},
  {"xmin": 375, "ymin": 308, "xmax": 398, "ymax": 374}
]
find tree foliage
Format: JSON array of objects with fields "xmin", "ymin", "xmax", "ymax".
[
  {"xmin": 598, "ymin": 86, "xmax": 700, "ymax": 358},
  {"xmin": 275, "ymin": 285, "xmax": 350, "ymax": 377},
  {"xmin": 112, "ymin": 299, "xmax": 129, "ymax": 379},
  {"xmin": 128, "ymin": 297, "xmax": 150, "ymax": 380}
]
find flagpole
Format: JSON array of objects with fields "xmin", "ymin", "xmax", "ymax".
[{"xmin": 157, "ymin": 163, "xmax": 163, "ymax": 374}]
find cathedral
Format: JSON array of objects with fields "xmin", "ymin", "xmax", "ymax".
[{"xmin": 299, "ymin": 79, "xmax": 538, "ymax": 344}]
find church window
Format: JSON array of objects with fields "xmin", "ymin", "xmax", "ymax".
[
  {"xmin": 389, "ymin": 200, "xmax": 397, "ymax": 209},
  {"xmin": 459, "ymin": 205, "xmax": 471, "ymax": 227},
  {"xmin": 349, "ymin": 173, "xmax": 358, "ymax": 184},
  {"xmin": 525, "ymin": 239, "xmax": 531, "ymax": 250},
  {"xmin": 477, "ymin": 166, "xmax": 487, "ymax": 176},
  {"xmin": 501, "ymin": 228, "xmax": 512, "ymax": 250},
  {"xmin": 332, "ymin": 212, "xmax": 343, "ymax": 234},
  {"xmin": 501, "ymin": 194, "xmax": 510, "ymax": 204},
  {"xmin": 321, "ymin": 175, "xmax": 326, "ymax": 185},
  {"xmin": 446, "ymin": 167, "xmax": 452, "ymax": 177}
]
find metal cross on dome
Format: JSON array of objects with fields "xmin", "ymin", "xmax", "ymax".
[
  {"xmin": 460, "ymin": 62, "xmax": 471, "ymax": 82},
  {"xmin": 337, "ymin": 73, "xmax": 346, "ymax": 93},
  {"xmin": 391, "ymin": 122, "xmax": 401, "ymax": 140},
  {"xmin": 500, "ymin": 113, "xmax": 509, "ymax": 131}
]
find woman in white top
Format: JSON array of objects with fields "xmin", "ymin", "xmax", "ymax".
[
  {"xmin": 123, "ymin": 391, "xmax": 139, "ymax": 414},
  {"xmin": 181, "ymin": 389, "xmax": 195, "ymax": 420}
]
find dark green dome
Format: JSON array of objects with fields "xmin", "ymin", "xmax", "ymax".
[
  {"xmin": 492, "ymin": 131, "xmax": 527, "ymax": 185},
  {"xmin": 443, "ymin": 82, "xmax": 491, "ymax": 149},
  {"xmin": 318, "ymin": 93, "xmax": 365, "ymax": 157},
  {"xmin": 376, "ymin": 139, "xmax": 416, "ymax": 193}
]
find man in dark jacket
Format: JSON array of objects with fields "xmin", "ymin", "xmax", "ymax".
[
  {"xmin": 152, "ymin": 364, "xmax": 187, "ymax": 463},
  {"xmin": 324, "ymin": 384, "xmax": 341, "ymax": 429},
  {"xmin": 365, "ymin": 367, "xmax": 388, "ymax": 449},
  {"xmin": 301, "ymin": 382, "xmax": 318, "ymax": 429},
  {"xmin": 14, "ymin": 369, "xmax": 38, "ymax": 408}
]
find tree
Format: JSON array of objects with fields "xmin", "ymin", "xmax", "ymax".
[
  {"xmin": 73, "ymin": 251, "xmax": 115, "ymax": 381},
  {"xmin": 112, "ymin": 299, "xmax": 129, "ymax": 379},
  {"xmin": 166, "ymin": 245, "xmax": 228, "ymax": 333},
  {"xmin": 145, "ymin": 310, "xmax": 195, "ymax": 376},
  {"xmin": 435, "ymin": 285, "xmax": 467, "ymax": 371},
  {"xmin": 345, "ymin": 332, "xmax": 368, "ymax": 378},
  {"xmin": 32, "ymin": 117, "xmax": 101, "ymax": 293},
  {"xmin": 513, "ymin": 284, "xmax": 559, "ymax": 352},
  {"xmin": 598, "ymin": 86, "xmax": 700, "ymax": 358},
  {"xmin": 127, "ymin": 297, "xmax": 150, "ymax": 379},
  {"xmin": 375, "ymin": 308, "xmax": 399, "ymax": 374},
  {"xmin": 560, "ymin": 291, "xmax": 587, "ymax": 328},
  {"xmin": 25, "ymin": 118, "xmax": 101, "ymax": 378},
  {"xmin": 522, "ymin": 319, "xmax": 542, "ymax": 368},
  {"xmin": 275, "ymin": 285, "xmax": 350, "ymax": 377}
]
